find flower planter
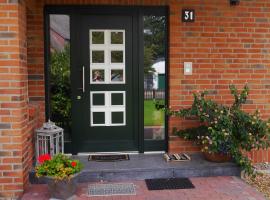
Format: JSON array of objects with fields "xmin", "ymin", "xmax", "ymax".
[
  {"xmin": 203, "ymin": 152, "xmax": 231, "ymax": 163},
  {"xmin": 45, "ymin": 172, "xmax": 80, "ymax": 199}
]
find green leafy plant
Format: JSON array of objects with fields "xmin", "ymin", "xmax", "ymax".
[
  {"xmin": 35, "ymin": 154, "xmax": 82, "ymax": 181},
  {"xmin": 159, "ymin": 85, "xmax": 270, "ymax": 174},
  {"xmin": 50, "ymin": 44, "xmax": 71, "ymax": 133}
]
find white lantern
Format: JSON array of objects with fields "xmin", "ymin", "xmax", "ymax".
[{"xmin": 35, "ymin": 120, "xmax": 64, "ymax": 161}]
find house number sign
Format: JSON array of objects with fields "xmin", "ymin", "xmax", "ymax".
[{"xmin": 182, "ymin": 9, "xmax": 195, "ymax": 22}]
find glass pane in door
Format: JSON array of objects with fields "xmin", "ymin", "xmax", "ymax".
[
  {"xmin": 49, "ymin": 15, "xmax": 71, "ymax": 144},
  {"xmin": 144, "ymin": 15, "xmax": 166, "ymax": 141}
]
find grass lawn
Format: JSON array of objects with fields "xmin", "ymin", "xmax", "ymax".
[{"xmin": 144, "ymin": 100, "xmax": 165, "ymax": 126}]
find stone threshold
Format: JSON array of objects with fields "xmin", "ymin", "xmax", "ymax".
[{"xmin": 29, "ymin": 153, "xmax": 240, "ymax": 184}]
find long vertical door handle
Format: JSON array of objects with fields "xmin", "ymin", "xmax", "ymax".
[{"xmin": 82, "ymin": 66, "xmax": 85, "ymax": 93}]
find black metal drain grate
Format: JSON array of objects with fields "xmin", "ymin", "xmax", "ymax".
[{"xmin": 145, "ymin": 178, "xmax": 195, "ymax": 190}]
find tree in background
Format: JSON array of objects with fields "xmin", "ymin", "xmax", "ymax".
[{"xmin": 144, "ymin": 16, "xmax": 166, "ymax": 75}]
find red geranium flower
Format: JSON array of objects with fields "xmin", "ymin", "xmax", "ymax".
[
  {"xmin": 38, "ymin": 154, "xmax": 51, "ymax": 164},
  {"xmin": 71, "ymin": 161, "xmax": 77, "ymax": 167}
]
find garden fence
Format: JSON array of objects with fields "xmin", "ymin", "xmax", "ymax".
[{"xmin": 144, "ymin": 90, "xmax": 165, "ymax": 100}]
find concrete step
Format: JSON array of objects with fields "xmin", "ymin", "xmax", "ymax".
[{"xmin": 29, "ymin": 153, "xmax": 241, "ymax": 184}]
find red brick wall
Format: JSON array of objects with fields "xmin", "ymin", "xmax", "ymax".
[
  {"xmin": 0, "ymin": 1, "xmax": 41, "ymax": 198},
  {"xmin": 27, "ymin": 0, "xmax": 270, "ymax": 160},
  {"xmin": 0, "ymin": 1, "xmax": 24, "ymax": 198},
  {"xmin": 168, "ymin": 0, "xmax": 270, "ymax": 164},
  {"xmin": 0, "ymin": 0, "xmax": 268, "ymax": 198}
]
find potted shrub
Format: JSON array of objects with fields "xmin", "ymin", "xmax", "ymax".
[
  {"xmin": 171, "ymin": 125, "xmax": 233, "ymax": 163},
  {"xmin": 157, "ymin": 84, "xmax": 270, "ymax": 174},
  {"xmin": 35, "ymin": 153, "xmax": 83, "ymax": 199}
]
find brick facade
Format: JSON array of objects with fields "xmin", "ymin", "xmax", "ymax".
[
  {"xmin": 0, "ymin": 1, "xmax": 40, "ymax": 199},
  {"xmin": 168, "ymin": 1, "xmax": 270, "ymax": 164},
  {"xmin": 0, "ymin": 0, "xmax": 270, "ymax": 198},
  {"xmin": 168, "ymin": 0, "xmax": 270, "ymax": 163}
]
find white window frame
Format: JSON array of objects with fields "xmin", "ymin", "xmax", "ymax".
[
  {"xmin": 90, "ymin": 91, "xmax": 126, "ymax": 126},
  {"xmin": 90, "ymin": 30, "xmax": 125, "ymax": 84}
]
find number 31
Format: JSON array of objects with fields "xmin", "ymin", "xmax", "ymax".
[{"xmin": 184, "ymin": 11, "xmax": 194, "ymax": 20}]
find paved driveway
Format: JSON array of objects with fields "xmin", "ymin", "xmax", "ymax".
[{"xmin": 22, "ymin": 176, "xmax": 266, "ymax": 200}]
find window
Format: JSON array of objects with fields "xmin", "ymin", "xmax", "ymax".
[
  {"xmin": 143, "ymin": 15, "xmax": 166, "ymax": 141},
  {"xmin": 90, "ymin": 91, "xmax": 126, "ymax": 126},
  {"xmin": 49, "ymin": 14, "xmax": 71, "ymax": 142},
  {"xmin": 90, "ymin": 30, "xmax": 125, "ymax": 84}
]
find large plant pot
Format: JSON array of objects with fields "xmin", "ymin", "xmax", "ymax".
[
  {"xmin": 203, "ymin": 152, "xmax": 231, "ymax": 163},
  {"xmin": 45, "ymin": 173, "xmax": 80, "ymax": 199}
]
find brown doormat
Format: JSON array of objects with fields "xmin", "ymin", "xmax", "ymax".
[{"xmin": 88, "ymin": 154, "xmax": 130, "ymax": 162}]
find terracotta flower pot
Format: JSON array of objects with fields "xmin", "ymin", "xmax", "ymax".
[
  {"xmin": 203, "ymin": 152, "xmax": 231, "ymax": 163},
  {"xmin": 45, "ymin": 172, "xmax": 80, "ymax": 199}
]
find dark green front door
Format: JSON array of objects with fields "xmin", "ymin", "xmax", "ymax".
[{"xmin": 71, "ymin": 14, "xmax": 139, "ymax": 152}]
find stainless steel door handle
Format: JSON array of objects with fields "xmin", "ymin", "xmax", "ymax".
[{"xmin": 82, "ymin": 66, "xmax": 85, "ymax": 93}]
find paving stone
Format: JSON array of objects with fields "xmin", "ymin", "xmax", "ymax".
[{"xmin": 22, "ymin": 177, "xmax": 266, "ymax": 200}]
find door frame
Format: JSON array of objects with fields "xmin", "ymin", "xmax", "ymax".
[{"xmin": 44, "ymin": 5, "xmax": 169, "ymax": 154}]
